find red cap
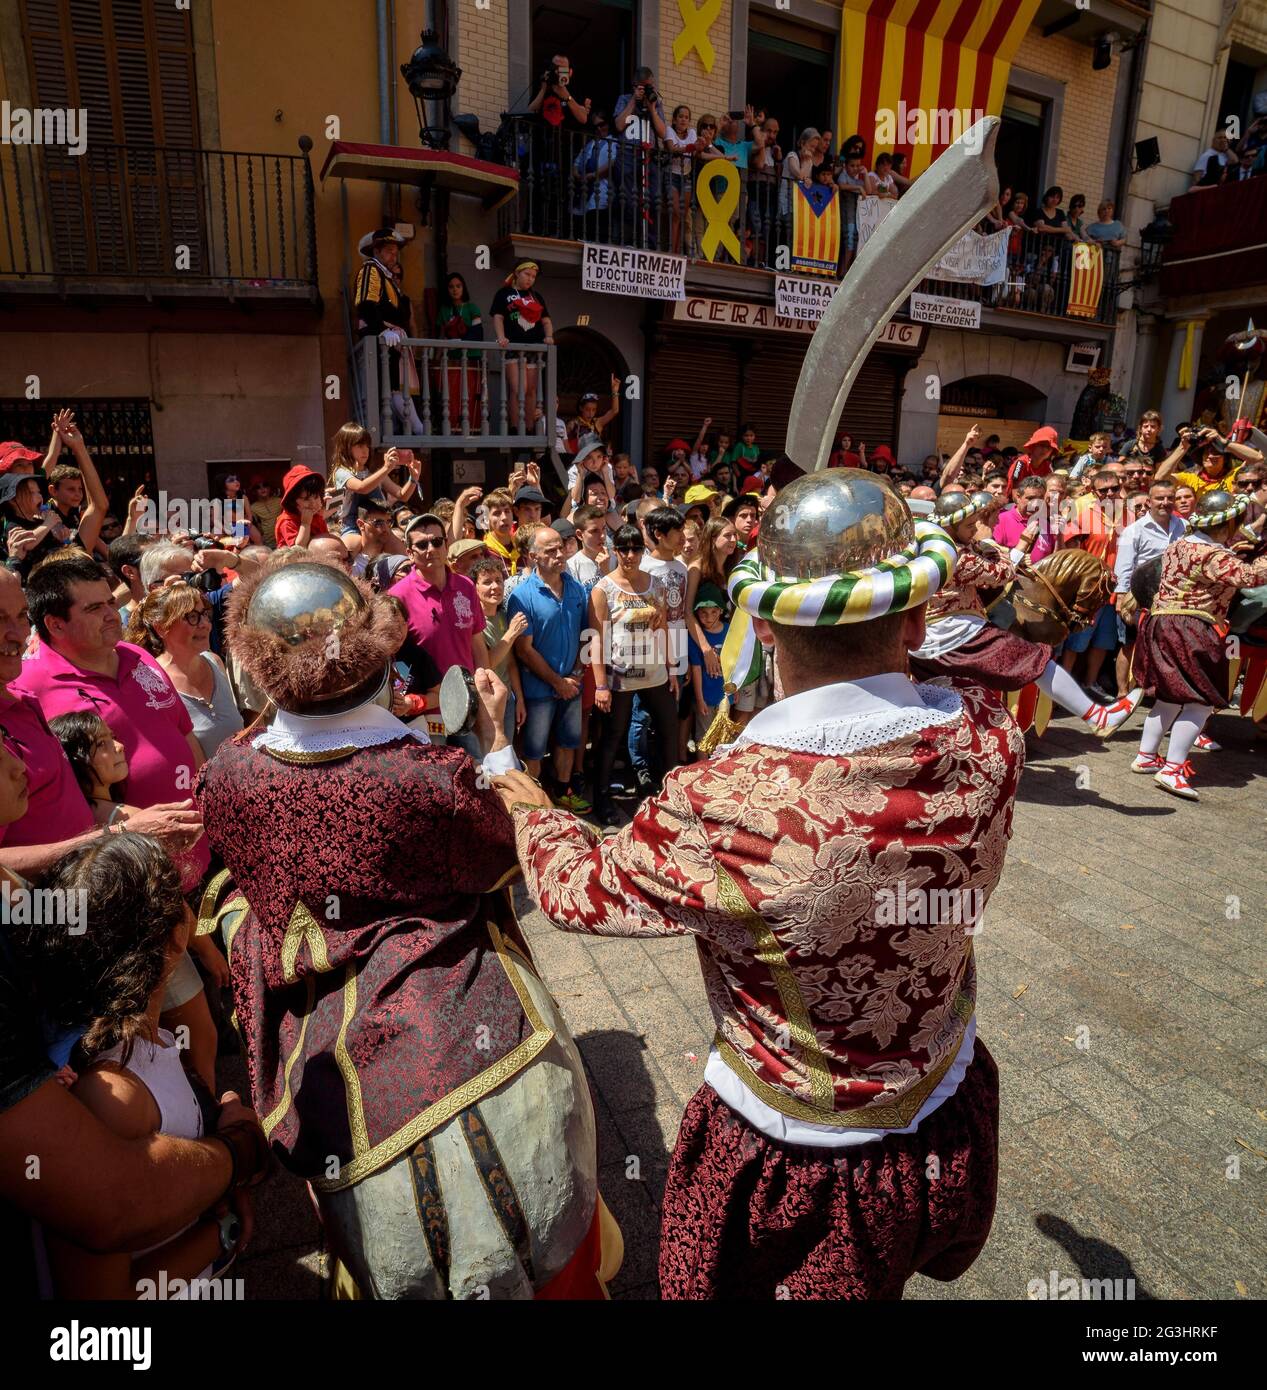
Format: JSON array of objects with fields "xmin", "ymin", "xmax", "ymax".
[
  {"xmin": 1024, "ymin": 425, "xmax": 1060, "ymax": 450},
  {"xmin": 871, "ymin": 444, "xmax": 896, "ymax": 466},
  {"xmin": 0, "ymin": 442, "xmax": 41, "ymax": 474},
  {"xmin": 665, "ymin": 437, "xmax": 691, "ymax": 454}
]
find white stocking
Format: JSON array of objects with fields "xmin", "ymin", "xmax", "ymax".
[
  {"xmin": 1165, "ymin": 704, "xmax": 1212, "ymax": 765},
  {"xmin": 1037, "ymin": 660, "xmax": 1093, "ymax": 719},
  {"xmin": 1139, "ymin": 700, "xmax": 1180, "ymax": 755},
  {"xmin": 391, "ymin": 392, "xmax": 425, "ymax": 434}
]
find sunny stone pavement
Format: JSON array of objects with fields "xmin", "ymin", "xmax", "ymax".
[{"xmin": 231, "ymin": 704, "xmax": 1267, "ymax": 1300}]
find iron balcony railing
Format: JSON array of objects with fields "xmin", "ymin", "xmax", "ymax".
[
  {"xmin": 355, "ymin": 334, "xmax": 558, "ymax": 451},
  {"xmin": 495, "ymin": 117, "xmax": 1121, "ymax": 326},
  {"xmin": 0, "ymin": 137, "xmax": 318, "ymax": 294}
]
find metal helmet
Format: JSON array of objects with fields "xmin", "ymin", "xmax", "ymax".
[
  {"xmin": 756, "ymin": 467, "xmax": 914, "ymax": 582},
  {"xmin": 233, "ymin": 561, "xmax": 401, "ymax": 715},
  {"xmin": 1187, "ymin": 489, "xmax": 1248, "ymax": 531},
  {"xmin": 933, "ymin": 489, "xmax": 986, "ymax": 528},
  {"xmin": 968, "ymin": 490, "xmax": 997, "ymax": 513}
]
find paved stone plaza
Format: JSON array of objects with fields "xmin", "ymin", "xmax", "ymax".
[{"xmin": 233, "ymin": 707, "xmax": 1267, "ymax": 1300}]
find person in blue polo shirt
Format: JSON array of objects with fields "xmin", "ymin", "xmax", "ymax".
[{"xmin": 506, "ymin": 523, "xmax": 591, "ymax": 812}]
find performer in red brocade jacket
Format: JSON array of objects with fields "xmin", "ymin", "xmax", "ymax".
[
  {"xmin": 1132, "ymin": 488, "xmax": 1267, "ymax": 800},
  {"xmin": 909, "ymin": 488, "xmax": 1142, "ymax": 739},
  {"xmin": 197, "ymin": 557, "xmax": 616, "ymax": 1299},
  {"xmin": 494, "ymin": 470, "xmax": 1022, "ymax": 1300}
]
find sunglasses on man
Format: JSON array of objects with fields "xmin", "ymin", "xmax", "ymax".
[{"xmin": 411, "ymin": 535, "xmax": 447, "ymax": 552}]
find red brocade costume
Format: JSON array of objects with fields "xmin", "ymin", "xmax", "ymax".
[
  {"xmin": 198, "ymin": 724, "xmax": 612, "ymax": 1299},
  {"xmin": 909, "ymin": 544, "xmax": 1051, "ymax": 691},
  {"xmin": 511, "ymin": 678, "xmax": 1025, "ymax": 1298},
  {"xmin": 1135, "ymin": 535, "xmax": 1267, "ymax": 708},
  {"xmin": 198, "ymin": 736, "xmax": 529, "ymax": 1183}
]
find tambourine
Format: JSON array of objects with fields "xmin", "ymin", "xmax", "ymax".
[{"xmin": 439, "ymin": 664, "xmax": 479, "ymax": 735}]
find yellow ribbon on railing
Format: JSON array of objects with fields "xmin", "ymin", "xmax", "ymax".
[
  {"xmin": 696, "ymin": 160, "xmax": 742, "ymax": 263},
  {"xmin": 674, "ymin": 0, "xmax": 724, "ymax": 72},
  {"xmin": 1177, "ymin": 319, "xmax": 1198, "ymax": 391}
]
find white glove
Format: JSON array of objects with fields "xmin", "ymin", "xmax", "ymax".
[{"xmin": 380, "ymin": 327, "xmax": 404, "ymax": 348}]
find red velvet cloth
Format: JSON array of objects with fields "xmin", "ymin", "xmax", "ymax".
[
  {"xmin": 197, "ymin": 734, "xmax": 525, "ymax": 1183},
  {"xmin": 1160, "ymin": 178, "xmax": 1267, "ymax": 299},
  {"xmin": 659, "ymin": 1046, "xmax": 1000, "ymax": 1300}
]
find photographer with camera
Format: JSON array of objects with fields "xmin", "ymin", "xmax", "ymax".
[
  {"xmin": 1156, "ymin": 422, "xmax": 1264, "ymax": 497},
  {"xmin": 614, "ymin": 66, "xmax": 668, "ymax": 248},
  {"xmin": 528, "ymin": 53, "xmax": 590, "ymax": 127},
  {"xmin": 526, "ymin": 53, "xmax": 591, "ymax": 237}
]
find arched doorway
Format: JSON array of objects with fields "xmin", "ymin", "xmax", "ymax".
[
  {"xmin": 938, "ymin": 375, "xmax": 1048, "ymax": 456},
  {"xmin": 554, "ymin": 325, "xmax": 629, "ymax": 453}
]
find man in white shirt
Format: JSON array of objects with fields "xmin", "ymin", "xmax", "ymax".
[
  {"xmin": 1191, "ymin": 131, "xmax": 1232, "ymax": 187},
  {"xmin": 1113, "ymin": 479, "xmax": 1184, "ymax": 699}
]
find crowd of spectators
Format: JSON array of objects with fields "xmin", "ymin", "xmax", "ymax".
[
  {"xmin": 508, "ymin": 53, "xmax": 1142, "ymax": 307},
  {"xmin": 1190, "ymin": 113, "xmax": 1267, "ymax": 188}
]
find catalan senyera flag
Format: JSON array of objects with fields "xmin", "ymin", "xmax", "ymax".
[
  {"xmin": 1066, "ymin": 241, "xmax": 1105, "ymax": 319},
  {"xmin": 838, "ymin": 0, "xmax": 1042, "ymax": 179},
  {"xmin": 790, "ymin": 182, "xmax": 841, "ymax": 276}
]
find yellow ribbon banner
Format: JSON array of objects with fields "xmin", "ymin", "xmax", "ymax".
[
  {"xmin": 674, "ymin": 0, "xmax": 724, "ymax": 73},
  {"xmin": 1177, "ymin": 319, "xmax": 1197, "ymax": 392},
  {"xmin": 696, "ymin": 160, "xmax": 742, "ymax": 264}
]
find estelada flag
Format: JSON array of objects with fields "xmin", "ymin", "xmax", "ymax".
[
  {"xmin": 790, "ymin": 182, "xmax": 840, "ymax": 276},
  {"xmin": 1066, "ymin": 241, "xmax": 1105, "ymax": 319}
]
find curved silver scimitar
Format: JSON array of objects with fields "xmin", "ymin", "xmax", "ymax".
[{"xmin": 785, "ymin": 116, "xmax": 1001, "ymax": 473}]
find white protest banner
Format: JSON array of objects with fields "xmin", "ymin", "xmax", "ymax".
[
  {"xmin": 582, "ymin": 243, "xmax": 686, "ymax": 300},
  {"xmin": 925, "ymin": 228, "xmax": 1011, "ymax": 287},
  {"xmin": 910, "ymin": 293, "xmax": 982, "ymax": 329},
  {"xmin": 774, "ymin": 273, "xmax": 843, "ymax": 323},
  {"xmin": 856, "ymin": 199, "xmax": 1009, "ymax": 286},
  {"xmin": 855, "ymin": 195, "xmax": 896, "ymax": 246}
]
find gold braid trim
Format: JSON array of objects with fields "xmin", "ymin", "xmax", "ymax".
[
  {"xmin": 715, "ymin": 998, "xmax": 970, "ymax": 1130},
  {"xmin": 307, "ymin": 920, "xmax": 555, "ymax": 1193},
  {"xmin": 336, "ymin": 961, "xmax": 370, "ymax": 1159},
  {"xmin": 263, "ymin": 976, "xmax": 317, "ymax": 1138},
  {"xmin": 714, "ymin": 864, "xmax": 835, "ymax": 1110},
  {"xmin": 1148, "ymin": 605, "xmax": 1217, "ymax": 624},
  {"xmin": 259, "ymin": 745, "xmax": 359, "ymax": 766}
]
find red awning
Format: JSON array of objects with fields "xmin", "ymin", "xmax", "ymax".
[
  {"xmin": 1160, "ymin": 178, "xmax": 1267, "ymax": 299},
  {"xmin": 319, "ymin": 141, "xmax": 518, "ymax": 210}
]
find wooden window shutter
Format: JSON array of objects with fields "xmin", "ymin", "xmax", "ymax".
[{"xmin": 21, "ymin": 0, "xmax": 202, "ymax": 276}]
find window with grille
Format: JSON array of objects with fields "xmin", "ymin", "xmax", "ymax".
[
  {"xmin": 0, "ymin": 398, "xmax": 156, "ymax": 514},
  {"xmin": 21, "ymin": 0, "xmax": 202, "ymax": 277}
]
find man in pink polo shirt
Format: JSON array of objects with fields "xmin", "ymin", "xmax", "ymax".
[
  {"xmin": 8, "ymin": 553, "xmax": 218, "ymax": 1084},
  {"xmin": 388, "ymin": 513, "xmax": 488, "ymax": 756},
  {"xmin": 0, "ymin": 569, "xmax": 200, "ymax": 876}
]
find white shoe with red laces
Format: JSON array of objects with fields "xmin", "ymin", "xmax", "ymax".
[
  {"xmin": 1131, "ymin": 752, "xmax": 1165, "ymax": 774},
  {"xmin": 1082, "ymin": 688, "xmax": 1144, "ymax": 739},
  {"xmin": 1155, "ymin": 760, "xmax": 1199, "ymax": 801},
  {"xmin": 1193, "ymin": 733, "xmax": 1220, "ymax": 752}
]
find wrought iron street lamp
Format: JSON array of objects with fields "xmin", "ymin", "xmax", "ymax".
[{"xmin": 401, "ymin": 29, "xmax": 461, "ymax": 150}]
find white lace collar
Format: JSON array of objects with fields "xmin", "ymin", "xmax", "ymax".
[
  {"xmin": 253, "ymin": 699, "xmax": 430, "ymax": 755},
  {"xmin": 731, "ymin": 674, "xmax": 962, "ymax": 756}
]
